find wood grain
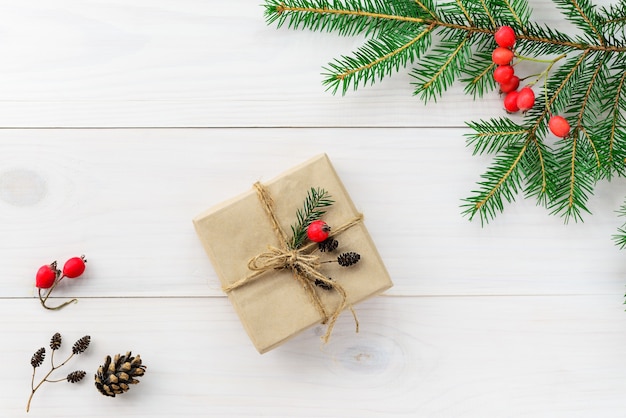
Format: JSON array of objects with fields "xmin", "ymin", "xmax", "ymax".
[{"xmin": 1, "ymin": 0, "xmax": 624, "ymax": 417}]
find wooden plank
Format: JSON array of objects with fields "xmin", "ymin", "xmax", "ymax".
[
  {"xmin": 1, "ymin": 128, "xmax": 624, "ymax": 299},
  {"xmin": 3, "ymin": 296, "xmax": 626, "ymax": 417},
  {"xmin": 0, "ymin": 1, "xmax": 597, "ymax": 128}
]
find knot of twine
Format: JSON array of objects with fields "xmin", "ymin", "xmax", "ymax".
[{"xmin": 222, "ymin": 182, "xmax": 362, "ymax": 343}]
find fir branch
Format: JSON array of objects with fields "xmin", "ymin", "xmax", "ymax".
[
  {"xmin": 462, "ymin": 140, "xmax": 528, "ymax": 223},
  {"xmin": 413, "ymin": 33, "xmax": 472, "ymax": 101},
  {"xmin": 465, "ymin": 118, "xmax": 529, "ymax": 155},
  {"xmin": 265, "ymin": 0, "xmax": 626, "ymax": 231},
  {"xmin": 289, "ymin": 188, "xmax": 334, "ymax": 249},
  {"xmin": 553, "ymin": 0, "xmax": 605, "ymax": 45},
  {"xmin": 323, "ymin": 24, "xmax": 434, "ymax": 94},
  {"xmin": 548, "ymin": 133, "xmax": 596, "ymax": 222},
  {"xmin": 460, "ymin": 50, "xmax": 496, "ymax": 98}
]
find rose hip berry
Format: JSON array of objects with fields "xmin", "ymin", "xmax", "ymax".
[
  {"xmin": 63, "ymin": 256, "xmax": 86, "ymax": 279},
  {"xmin": 492, "ymin": 47, "xmax": 514, "ymax": 65},
  {"xmin": 495, "ymin": 26, "xmax": 516, "ymax": 48},
  {"xmin": 307, "ymin": 220, "xmax": 331, "ymax": 243},
  {"xmin": 493, "ymin": 65, "xmax": 515, "ymax": 84},
  {"xmin": 549, "ymin": 115, "xmax": 571, "ymax": 137},
  {"xmin": 503, "ymin": 91, "xmax": 520, "ymax": 113},
  {"xmin": 516, "ymin": 87, "xmax": 535, "ymax": 111},
  {"xmin": 499, "ymin": 75, "xmax": 520, "ymax": 93},
  {"xmin": 36, "ymin": 264, "xmax": 57, "ymax": 289}
]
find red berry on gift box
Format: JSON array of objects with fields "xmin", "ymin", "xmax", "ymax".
[
  {"xmin": 516, "ymin": 87, "xmax": 535, "ymax": 111},
  {"xmin": 549, "ymin": 115, "xmax": 571, "ymax": 137},
  {"xmin": 63, "ymin": 256, "xmax": 86, "ymax": 278},
  {"xmin": 493, "ymin": 65, "xmax": 514, "ymax": 84},
  {"xmin": 495, "ymin": 26, "xmax": 516, "ymax": 48},
  {"xmin": 492, "ymin": 47, "xmax": 514, "ymax": 65},
  {"xmin": 307, "ymin": 220, "xmax": 330, "ymax": 243},
  {"xmin": 503, "ymin": 91, "xmax": 520, "ymax": 113},
  {"xmin": 36, "ymin": 264, "xmax": 56, "ymax": 289},
  {"xmin": 499, "ymin": 75, "xmax": 520, "ymax": 93}
]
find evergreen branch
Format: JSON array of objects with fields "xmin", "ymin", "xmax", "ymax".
[
  {"xmin": 500, "ymin": 0, "xmax": 528, "ymax": 30},
  {"xmin": 553, "ymin": 0, "xmax": 605, "ymax": 45},
  {"xmin": 462, "ymin": 140, "xmax": 528, "ymax": 223},
  {"xmin": 520, "ymin": 135, "xmax": 553, "ymax": 204},
  {"xmin": 548, "ymin": 133, "xmax": 596, "ymax": 222},
  {"xmin": 323, "ymin": 24, "xmax": 434, "ymax": 94},
  {"xmin": 605, "ymin": 65, "xmax": 626, "ymax": 176},
  {"xmin": 289, "ymin": 187, "xmax": 334, "ymax": 249},
  {"xmin": 478, "ymin": 0, "xmax": 497, "ymax": 28},
  {"xmin": 454, "ymin": 0, "xmax": 473, "ymax": 25},
  {"xmin": 466, "ymin": 118, "xmax": 529, "ymax": 154},
  {"xmin": 460, "ymin": 51, "xmax": 496, "ymax": 98},
  {"xmin": 415, "ymin": 0, "xmax": 438, "ymax": 20},
  {"xmin": 413, "ymin": 33, "xmax": 472, "ymax": 101},
  {"xmin": 613, "ymin": 198, "xmax": 626, "ymax": 248}
]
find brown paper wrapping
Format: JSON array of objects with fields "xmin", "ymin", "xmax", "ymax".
[{"xmin": 193, "ymin": 154, "xmax": 393, "ymax": 353}]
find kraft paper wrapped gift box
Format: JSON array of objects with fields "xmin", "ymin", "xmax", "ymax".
[{"xmin": 193, "ymin": 154, "xmax": 393, "ymax": 353}]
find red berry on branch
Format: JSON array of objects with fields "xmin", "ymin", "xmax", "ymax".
[
  {"xmin": 499, "ymin": 75, "xmax": 520, "ymax": 93},
  {"xmin": 307, "ymin": 220, "xmax": 330, "ymax": 243},
  {"xmin": 493, "ymin": 65, "xmax": 514, "ymax": 84},
  {"xmin": 63, "ymin": 256, "xmax": 86, "ymax": 279},
  {"xmin": 495, "ymin": 26, "xmax": 516, "ymax": 48},
  {"xmin": 492, "ymin": 47, "xmax": 514, "ymax": 65},
  {"xmin": 36, "ymin": 264, "xmax": 57, "ymax": 289},
  {"xmin": 549, "ymin": 115, "xmax": 571, "ymax": 137},
  {"xmin": 516, "ymin": 87, "xmax": 535, "ymax": 111},
  {"xmin": 503, "ymin": 91, "xmax": 520, "ymax": 113}
]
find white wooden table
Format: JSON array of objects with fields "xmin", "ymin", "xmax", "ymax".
[{"xmin": 3, "ymin": 1, "xmax": 626, "ymax": 417}]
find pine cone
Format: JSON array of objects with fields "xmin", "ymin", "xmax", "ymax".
[
  {"xmin": 95, "ymin": 352, "xmax": 146, "ymax": 397},
  {"xmin": 67, "ymin": 370, "xmax": 86, "ymax": 383},
  {"xmin": 31, "ymin": 347, "xmax": 45, "ymax": 368},
  {"xmin": 50, "ymin": 332, "xmax": 62, "ymax": 350},
  {"xmin": 318, "ymin": 238, "xmax": 338, "ymax": 252},
  {"xmin": 337, "ymin": 252, "xmax": 360, "ymax": 267},
  {"xmin": 72, "ymin": 335, "xmax": 90, "ymax": 354}
]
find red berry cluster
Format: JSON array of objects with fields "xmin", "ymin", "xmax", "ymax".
[
  {"xmin": 492, "ymin": 26, "xmax": 570, "ymax": 138},
  {"xmin": 36, "ymin": 255, "xmax": 87, "ymax": 310}
]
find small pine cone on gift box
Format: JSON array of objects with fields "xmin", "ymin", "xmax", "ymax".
[
  {"xmin": 95, "ymin": 352, "xmax": 146, "ymax": 397},
  {"xmin": 318, "ymin": 238, "xmax": 338, "ymax": 252},
  {"xmin": 337, "ymin": 252, "xmax": 360, "ymax": 267}
]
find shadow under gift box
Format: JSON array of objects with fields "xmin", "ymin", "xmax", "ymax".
[{"xmin": 193, "ymin": 154, "xmax": 393, "ymax": 354}]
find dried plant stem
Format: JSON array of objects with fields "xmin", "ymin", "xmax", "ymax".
[
  {"xmin": 26, "ymin": 350, "xmax": 75, "ymax": 412},
  {"xmin": 38, "ymin": 277, "xmax": 77, "ymax": 310}
]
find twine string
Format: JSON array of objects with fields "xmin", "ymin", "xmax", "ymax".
[{"xmin": 222, "ymin": 181, "xmax": 362, "ymax": 343}]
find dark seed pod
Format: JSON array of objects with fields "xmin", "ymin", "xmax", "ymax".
[
  {"xmin": 31, "ymin": 347, "xmax": 46, "ymax": 368},
  {"xmin": 318, "ymin": 238, "xmax": 338, "ymax": 252},
  {"xmin": 72, "ymin": 335, "xmax": 91, "ymax": 354},
  {"xmin": 50, "ymin": 332, "xmax": 62, "ymax": 350},
  {"xmin": 337, "ymin": 252, "xmax": 361, "ymax": 267},
  {"xmin": 315, "ymin": 278, "xmax": 333, "ymax": 290},
  {"xmin": 95, "ymin": 352, "xmax": 146, "ymax": 397},
  {"xmin": 67, "ymin": 370, "xmax": 86, "ymax": 383}
]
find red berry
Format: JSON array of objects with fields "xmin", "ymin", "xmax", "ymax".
[
  {"xmin": 492, "ymin": 47, "xmax": 514, "ymax": 65},
  {"xmin": 307, "ymin": 220, "xmax": 330, "ymax": 243},
  {"xmin": 516, "ymin": 87, "xmax": 535, "ymax": 111},
  {"xmin": 36, "ymin": 264, "xmax": 57, "ymax": 289},
  {"xmin": 63, "ymin": 256, "xmax": 86, "ymax": 279},
  {"xmin": 499, "ymin": 75, "xmax": 520, "ymax": 93},
  {"xmin": 495, "ymin": 26, "xmax": 516, "ymax": 48},
  {"xmin": 493, "ymin": 65, "xmax": 514, "ymax": 84},
  {"xmin": 503, "ymin": 91, "xmax": 520, "ymax": 113},
  {"xmin": 549, "ymin": 115, "xmax": 571, "ymax": 138}
]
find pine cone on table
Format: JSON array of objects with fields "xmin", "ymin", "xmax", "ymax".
[{"xmin": 94, "ymin": 352, "xmax": 146, "ymax": 397}]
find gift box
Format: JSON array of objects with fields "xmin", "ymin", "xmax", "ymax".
[{"xmin": 193, "ymin": 154, "xmax": 393, "ymax": 353}]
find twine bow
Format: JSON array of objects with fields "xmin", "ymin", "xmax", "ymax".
[{"xmin": 222, "ymin": 182, "xmax": 362, "ymax": 343}]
